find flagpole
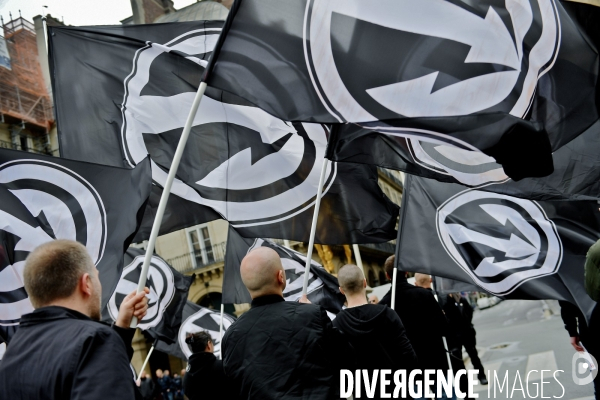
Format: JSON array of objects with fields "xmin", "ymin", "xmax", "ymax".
[
  {"xmin": 352, "ymin": 244, "xmax": 365, "ymax": 275},
  {"xmin": 138, "ymin": 339, "xmax": 157, "ymax": 378},
  {"xmin": 390, "ymin": 268, "xmax": 398, "ymax": 311},
  {"xmin": 131, "ymin": 81, "xmax": 208, "ymax": 327},
  {"xmin": 432, "ymin": 278, "xmax": 455, "ymax": 389},
  {"xmin": 218, "ymin": 303, "xmax": 225, "ymax": 360},
  {"xmin": 301, "ymin": 158, "xmax": 329, "ymax": 296}
]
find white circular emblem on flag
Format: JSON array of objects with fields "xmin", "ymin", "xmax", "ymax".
[
  {"xmin": 178, "ymin": 307, "xmax": 234, "ymax": 359},
  {"xmin": 304, "ymin": 0, "xmax": 560, "ymax": 135},
  {"xmin": 0, "ymin": 160, "xmax": 107, "ymax": 326},
  {"xmin": 107, "ymin": 255, "xmax": 175, "ymax": 329},
  {"xmin": 436, "ymin": 190, "xmax": 562, "ymax": 295},
  {"xmin": 121, "ymin": 29, "xmax": 336, "ymax": 228},
  {"xmin": 407, "ymin": 139, "xmax": 509, "ymax": 186}
]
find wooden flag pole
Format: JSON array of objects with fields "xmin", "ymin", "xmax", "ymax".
[
  {"xmin": 301, "ymin": 159, "xmax": 329, "ymax": 297},
  {"xmin": 131, "ymin": 82, "xmax": 208, "ymax": 327}
]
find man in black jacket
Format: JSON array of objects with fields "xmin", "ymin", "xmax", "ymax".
[
  {"xmin": 442, "ymin": 293, "xmax": 487, "ymax": 385},
  {"xmin": 333, "ymin": 264, "xmax": 417, "ymax": 398},
  {"xmin": 183, "ymin": 331, "xmax": 228, "ymax": 400},
  {"xmin": 222, "ymin": 247, "xmax": 348, "ymax": 400},
  {"xmin": 380, "ymin": 256, "xmax": 450, "ymax": 373},
  {"xmin": 0, "ymin": 240, "xmax": 149, "ymax": 400}
]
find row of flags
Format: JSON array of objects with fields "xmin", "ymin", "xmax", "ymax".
[{"xmin": 2, "ymin": 0, "xmax": 600, "ymax": 360}]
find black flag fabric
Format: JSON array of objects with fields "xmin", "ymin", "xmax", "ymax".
[
  {"xmin": 327, "ymin": 120, "xmax": 600, "ymax": 201},
  {"xmin": 204, "ymin": 0, "xmax": 600, "ymax": 179},
  {"xmin": 223, "ymin": 226, "xmax": 345, "ymax": 316},
  {"xmin": 103, "ymin": 248, "xmax": 193, "ymax": 344},
  {"xmin": 0, "ymin": 149, "xmax": 152, "ymax": 342},
  {"xmin": 433, "ymin": 276, "xmax": 485, "ymax": 296},
  {"xmin": 49, "ymin": 22, "xmax": 399, "ymax": 244},
  {"xmin": 396, "ymin": 175, "xmax": 598, "ymax": 320},
  {"xmin": 153, "ymin": 301, "xmax": 236, "ymax": 359}
]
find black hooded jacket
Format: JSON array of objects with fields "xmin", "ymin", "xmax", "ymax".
[
  {"xmin": 333, "ymin": 304, "xmax": 417, "ymax": 371},
  {"xmin": 0, "ymin": 306, "xmax": 139, "ymax": 400},
  {"xmin": 222, "ymin": 294, "xmax": 351, "ymax": 400},
  {"xmin": 380, "ymin": 276, "xmax": 450, "ymax": 371},
  {"xmin": 183, "ymin": 352, "xmax": 228, "ymax": 400}
]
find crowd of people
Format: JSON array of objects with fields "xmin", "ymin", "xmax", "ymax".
[{"xmin": 0, "ymin": 238, "xmax": 598, "ymax": 399}]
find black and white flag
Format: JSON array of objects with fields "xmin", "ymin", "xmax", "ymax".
[
  {"xmin": 327, "ymin": 120, "xmax": 600, "ymax": 201},
  {"xmin": 103, "ymin": 248, "xmax": 193, "ymax": 343},
  {"xmin": 205, "ymin": 0, "xmax": 600, "ymax": 179},
  {"xmin": 223, "ymin": 226, "xmax": 345, "ymax": 315},
  {"xmin": 0, "ymin": 149, "xmax": 151, "ymax": 342},
  {"xmin": 154, "ymin": 301, "xmax": 235, "ymax": 359},
  {"xmin": 396, "ymin": 175, "xmax": 598, "ymax": 319},
  {"xmin": 49, "ymin": 22, "xmax": 399, "ymax": 244}
]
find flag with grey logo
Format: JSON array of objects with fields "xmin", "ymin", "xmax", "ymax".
[
  {"xmin": 396, "ymin": 174, "xmax": 598, "ymax": 319},
  {"xmin": 153, "ymin": 301, "xmax": 236, "ymax": 359},
  {"xmin": 204, "ymin": 0, "xmax": 599, "ymax": 180},
  {"xmin": 223, "ymin": 226, "xmax": 345, "ymax": 316},
  {"xmin": 49, "ymin": 21, "xmax": 399, "ymax": 245},
  {"xmin": 327, "ymin": 120, "xmax": 600, "ymax": 201},
  {"xmin": 0, "ymin": 149, "xmax": 151, "ymax": 342},
  {"xmin": 103, "ymin": 247, "xmax": 193, "ymax": 343}
]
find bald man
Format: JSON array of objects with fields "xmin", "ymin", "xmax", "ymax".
[
  {"xmin": 414, "ymin": 273, "xmax": 432, "ymax": 290},
  {"xmin": 333, "ymin": 265, "xmax": 416, "ymax": 398},
  {"xmin": 222, "ymin": 247, "xmax": 349, "ymax": 400},
  {"xmin": 0, "ymin": 240, "xmax": 149, "ymax": 400}
]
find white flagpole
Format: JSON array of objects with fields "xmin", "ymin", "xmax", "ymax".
[
  {"xmin": 352, "ymin": 244, "xmax": 365, "ymax": 275},
  {"xmin": 218, "ymin": 303, "xmax": 225, "ymax": 360},
  {"xmin": 138, "ymin": 342, "xmax": 155, "ymax": 378},
  {"xmin": 131, "ymin": 81, "xmax": 208, "ymax": 327},
  {"xmin": 301, "ymin": 159, "xmax": 329, "ymax": 296},
  {"xmin": 390, "ymin": 268, "xmax": 398, "ymax": 310}
]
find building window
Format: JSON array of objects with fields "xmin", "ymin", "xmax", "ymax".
[{"xmin": 186, "ymin": 225, "xmax": 214, "ymax": 268}]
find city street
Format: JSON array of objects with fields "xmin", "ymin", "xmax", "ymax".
[{"xmin": 464, "ymin": 299, "xmax": 595, "ymax": 400}]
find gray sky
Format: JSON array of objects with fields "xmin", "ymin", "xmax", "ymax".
[{"xmin": 1, "ymin": 0, "xmax": 198, "ymax": 26}]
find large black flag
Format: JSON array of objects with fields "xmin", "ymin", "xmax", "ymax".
[
  {"xmin": 103, "ymin": 248, "xmax": 193, "ymax": 343},
  {"xmin": 223, "ymin": 226, "xmax": 345, "ymax": 315},
  {"xmin": 153, "ymin": 301, "xmax": 236, "ymax": 359},
  {"xmin": 327, "ymin": 120, "xmax": 600, "ymax": 201},
  {"xmin": 49, "ymin": 22, "xmax": 399, "ymax": 244},
  {"xmin": 396, "ymin": 175, "xmax": 598, "ymax": 319},
  {"xmin": 204, "ymin": 0, "xmax": 600, "ymax": 179},
  {"xmin": 0, "ymin": 149, "xmax": 151, "ymax": 342}
]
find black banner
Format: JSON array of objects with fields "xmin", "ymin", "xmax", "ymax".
[{"xmin": 0, "ymin": 149, "xmax": 151, "ymax": 342}]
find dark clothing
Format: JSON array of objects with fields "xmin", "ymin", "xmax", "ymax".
[
  {"xmin": 0, "ymin": 306, "xmax": 139, "ymax": 400},
  {"xmin": 222, "ymin": 294, "xmax": 349, "ymax": 400},
  {"xmin": 139, "ymin": 377, "xmax": 158, "ymax": 400},
  {"xmin": 157, "ymin": 376, "xmax": 172, "ymax": 399},
  {"xmin": 171, "ymin": 376, "xmax": 182, "ymax": 399},
  {"xmin": 442, "ymin": 295, "xmax": 483, "ymax": 371},
  {"xmin": 333, "ymin": 304, "xmax": 417, "ymax": 399},
  {"xmin": 184, "ymin": 352, "xmax": 228, "ymax": 400},
  {"xmin": 380, "ymin": 276, "xmax": 450, "ymax": 371}
]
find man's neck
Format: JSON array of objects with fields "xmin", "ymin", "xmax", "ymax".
[
  {"xmin": 346, "ymin": 292, "xmax": 368, "ymax": 308},
  {"xmin": 46, "ymin": 297, "xmax": 91, "ymax": 318}
]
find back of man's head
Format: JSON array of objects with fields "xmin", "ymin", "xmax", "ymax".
[
  {"xmin": 414, "ymin": 273, "xmax": 431, "ymax": 289},
  {"xmin": 186, "ymin": 331, "xmax": 213, "ymax": 353},
  {"xmin": 23, "ymin": 240, "xmax": 96, "ymax": 309},
  {"xmin": 384, "ymin": 255, "xmax": 395, "ymax": 279},
  {"xmin": 338, "ymin": 264, "xmax": 366, "ymax": 296},
  {"xmin": 240, "ymin": 247, "xmax": 286, "ymax": 298}
]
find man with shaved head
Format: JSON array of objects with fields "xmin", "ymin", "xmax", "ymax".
[
  {"xmin": 414, "ymin": 273, "xmax": 432, "ymax": 290},
  {"xmin": 222, "ymin": 247, "xmax": 348, "ymax": 399},
  {"xmin": 334, "ymin": 264, "xmax": 416, "ymax": 398},
  {"xmin": 0, "ymin": 240, "xmax": 149, "ymax": 400}
]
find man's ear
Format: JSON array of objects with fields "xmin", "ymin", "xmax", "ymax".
[
  {"xmin": 363, "ymin": 278, "xmax": 367, "ymax": 288},
  {"xmin": 339, "ymin": 286, "xmax": 345, "ymax": 295},
  {"xmin": 278, "ymin": 270, "xmax": 285, "ymax": 285},
  {"xmin": 80, "ymin": 273, "xmax": 92, "ymax": 297}
]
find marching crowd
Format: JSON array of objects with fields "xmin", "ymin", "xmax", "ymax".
[{"xmin": 0, "ymin": 239, "xmax": 599, "ymax": 399}]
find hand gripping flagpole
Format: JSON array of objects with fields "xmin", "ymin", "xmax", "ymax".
[
  {"xmin": 301, "ymin": 158, "xmax": 330, "ymax": 296},
  {"xmin": 131, "ymin": 82, "xmax": 208, "ymax": 327}
]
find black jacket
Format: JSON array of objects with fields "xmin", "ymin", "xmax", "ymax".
[
  {"xmin": 0, "ymin": 306, "xmax": 139, "ymax": 400},
  {"xmin": 139, "ymin": 377, "xmax": 159, "ymax": 400},
  {"xmin": 333, "ymin": 304, "xmax": 417, "ymax": 399},
  {"xmin": 380, "ymin": 276, "xmax": 449, "ymax": 371},
  {"xmin": 442, "ymin": 295, "xmax": 476, "ymax": 347},
  {"xmin": 183, "ymin": 352, "xmax": 228, "ymax": 400},
  {"xmin": 222, "ymin": 294, "xmax": 349, "ymax": 400}
]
